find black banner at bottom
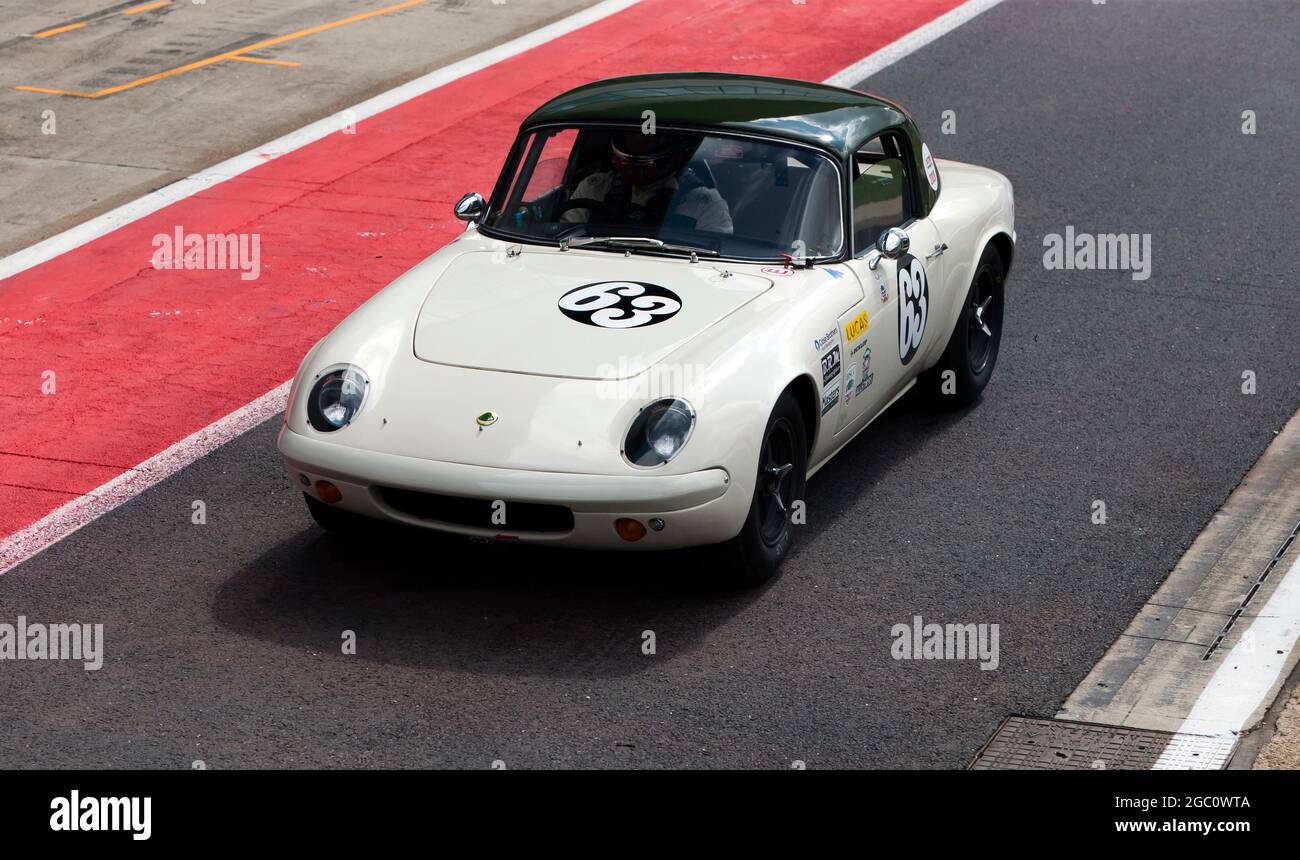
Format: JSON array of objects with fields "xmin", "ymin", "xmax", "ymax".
[{"xmin": 2, "ymin": 770, "xmax": 1292, "ymax": 846}]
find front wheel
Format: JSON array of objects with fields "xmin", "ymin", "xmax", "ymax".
[
  {"xmin": 918, "ymin": 243, "xmax": 1005, "ymax": 408},
  {"xmin": 715, "ymin": 392, "xmax": 808, "ymax": 587}
]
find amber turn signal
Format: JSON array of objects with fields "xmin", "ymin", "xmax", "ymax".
[
  {"xmin": 314, "ymin": 480, "xmax": 343, "ymax": 504},
  {"xmin": 614, "ymin": 518, "xmax": 646, "ymax": 542}
]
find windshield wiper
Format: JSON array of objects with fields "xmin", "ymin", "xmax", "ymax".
[
  {"xmin": 562, "ymin": 235, "xmax": 660, "ymax": 251},
  {"xmin": 560, "ymin": 235, "xmax": 718, "ymax": 258}
]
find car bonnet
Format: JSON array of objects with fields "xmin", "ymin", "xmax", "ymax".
[{"xmin": 412, "ymin": 249, "xmax": 773, "ymax": 380}]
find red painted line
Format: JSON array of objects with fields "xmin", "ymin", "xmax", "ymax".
[{"xmin": 0, "ymin": 0, "xmax": 966, "ymax": 539}]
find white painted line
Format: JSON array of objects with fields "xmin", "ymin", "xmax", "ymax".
[
  {"xmin": 1148, "ymin": 733, "xmax": 1237, "ymax": 771},
  {"xmin": 0, "ymin": 383, "xmax": 290, "ymax": 577},
  {"xmin": 0, "ymin": 0, "xmax": 1001, "ymax": 573},
  {"xmin": 823, "ymin": 0, "xmax": 1006, "ymax": 88},
  {"xmin": 0, "ymin": 0, "xmax": 645, "ymax": 282},
  {"xmin": 1152, "ymin": 552, "xmax": 1300, "ymax": 765}
]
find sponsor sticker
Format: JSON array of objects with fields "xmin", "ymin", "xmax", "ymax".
[
  {"xmin": 820, "ymin": 386, "xmax": 838, "ymax": 415},
  {"xmin": 855, "ymin": 371, "xmax": 874, "ymax": 395},
  {"xmin": 844, "ymin": 310, "xmax": 869, "ymax": 346},
  {"xmin": 812, "ymin": 328, "xmax": 837, "ymax": 351},
  {"xmin": 844, "ymin": 362, "xmax": 857, "ymax": 403},
  {"xmin": 715, "ymin": 140, "xmax": 744, "ymax": 159},
  {"xmin": 762, "ymin": 266, "xmax": 795, "ymax": 277},
  {"xmin": 558, "ymin": 282, "xmax": 681, "ymax": 329},
  {"xmin": 820, "ymin": 345, "xmax": 841, "ymax": 387},
  {"xmin": 922, "ymin": 142, "xmax": 940, "ymax": 192}
]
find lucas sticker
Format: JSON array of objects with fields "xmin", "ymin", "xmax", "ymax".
[{"xmin": 844, "ymin": 311, "xmax": 869, "ymax": 346}]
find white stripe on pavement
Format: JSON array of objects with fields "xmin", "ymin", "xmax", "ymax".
[
  {"xmin": 824, "ymin": 0, "xmax": 1006, "ymax": 88},
  {"xmin": 0, "ymin": 383, "xmax": 290, "ymax": 576},
  {"xmin": 1152, "ymin": 551, "xmax": 1300, "ymax": 766}
]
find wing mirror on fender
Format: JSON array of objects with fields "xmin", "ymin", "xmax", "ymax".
[
  {"xmin": 876, "ymin": 227, "xmax": 910, "ymax": 259},
  {"xmin": 868, "ymin": 226, "xmax": 910, "ymax": 270},
  {"xmin": 454, "ymin": 192, "xmax": 485, "ymax": 223}
]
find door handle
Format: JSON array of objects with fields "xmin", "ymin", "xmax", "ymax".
[{"xmin": 925, "ymin": 243, "xmax": 947, "ymax": 260}]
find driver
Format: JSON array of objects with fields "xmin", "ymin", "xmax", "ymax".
[{"xmin": 561, "ymin": 132, "xmax": 733, "ymax": 233}]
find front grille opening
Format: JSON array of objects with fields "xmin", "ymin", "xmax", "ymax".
[{"xmin": 375, "ymin": 487, "xmax": 575, "ymax": 534}]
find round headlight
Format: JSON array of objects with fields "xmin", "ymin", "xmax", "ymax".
[
  {"xmin": 306, "ymin": 366, "xmax": 368, "ymax": 432},
  {"xmin": 624, "ymin": 398, "xmax": 695, "ymax": 467}
]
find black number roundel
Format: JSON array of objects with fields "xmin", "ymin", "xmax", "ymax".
[
  {"xmin": 897, "ymin": 255, "xmax": 928, "ymax": 365},
  {"xmin": 558, "ymin": 281, "xmax": 682, "ymax": 329}
]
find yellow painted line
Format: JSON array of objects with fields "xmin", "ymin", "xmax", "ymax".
[
  {"xmin": 16, "ymin": 0, "xmax": 429, "ymax": 99},
  {"xmin": 30, "ymin": 1, "xmax": 168, "ymax": 42},
  {"xmin": 229, "ymin": 55, "xmax": 301, "ymax": 68},
  {"xmin": 34, "ymin": 22, "xmax": 87, "ymax": 38},
  {"xmin": 122, "ymin": 1, "xmax": 171, "ymax": 15},
  {"xmin": 15, "ymin": 85, "xmax": 95, "ymax": 98}
]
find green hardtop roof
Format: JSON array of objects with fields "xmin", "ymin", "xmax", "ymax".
[{"xmin": 522, "ymin": 73, "xmax": 911, "ymax": 160}]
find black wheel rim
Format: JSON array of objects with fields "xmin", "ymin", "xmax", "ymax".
[
  {"xmin": 966, "ymin": 267, "xmax": 999, "ymax": 374},
  {"xmin": 757, "ymin": 418, "xmax": 797, "ymax": 547}
]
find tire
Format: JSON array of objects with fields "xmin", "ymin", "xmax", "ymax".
[
  {"xmin": 918, "ymin": 243, "xmax": 1005, "ymax": 408},
  {"xmin": 303, "ymin": 493, "xmax": 375, "ymax": 535},
  {"xmin": 715, "ymin": 392, "xmax": 808, "ymax": 587}
]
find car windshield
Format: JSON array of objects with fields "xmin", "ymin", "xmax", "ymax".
[{"xmin": 481, "ymin": 125, "xmax": 844, "ymax": 262}]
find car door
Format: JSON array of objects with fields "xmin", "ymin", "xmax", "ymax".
[{"xmin": 838, "ymin": 132, "xmax": 946, "ymax": 432}]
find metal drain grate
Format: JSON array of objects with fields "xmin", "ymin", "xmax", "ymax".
[
  {"xmin": 969, "ymin": 716, "xmax": 1236, "ymax": 770},
  {"xmin": 1201, "ymin": 517, "xmax": 1300, "ymax": 660}
]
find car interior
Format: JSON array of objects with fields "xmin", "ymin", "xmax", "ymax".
[
  {"xmin": 492, "ymin": 127, "xmax": 845, "ymax": 258},
  {"xmin": 851, "ymin": 133, "xmax": 912, "ymax": 252}
]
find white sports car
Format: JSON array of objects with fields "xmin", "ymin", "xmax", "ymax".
[{"xmin": 278, "ymin": 73, "xmax": 1015, "ymax": 584}]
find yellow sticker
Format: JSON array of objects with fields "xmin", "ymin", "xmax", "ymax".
[{"xmin": 844, "ymin": 311, "xmax": 869, "ymax": 344}]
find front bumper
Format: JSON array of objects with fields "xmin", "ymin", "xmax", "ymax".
[{"xmin": 277, "ymin": 426, "xmax": 746, "ymax": 549}]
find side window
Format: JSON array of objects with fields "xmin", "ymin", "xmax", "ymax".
[
  {"xmin": 492, "ymin": 129, "xmax": 579, "ymax": 228},
  {"xmin": 520, "ymin": 129, "xmax": 578, "ymax": 203},
  {"xmin": 852, "ymin": 133, "xmax": 913, "ymax": 253}
]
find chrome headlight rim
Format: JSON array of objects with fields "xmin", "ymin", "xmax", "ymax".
[
  {"xmin": 622, "ymin": 397, "xmax": 697, "ymax": 469},
  {"xmin": 305, "ymin": 364, "xmax": 370, "ymax": 433}
]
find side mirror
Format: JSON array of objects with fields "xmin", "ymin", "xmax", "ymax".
[
  {"xmin": 876, "ymin": 226, "xmax": 910, "ymax": 260},
  {"xmin": 454, "ymin": 192, "xmax": 486, "ymax": 223}
]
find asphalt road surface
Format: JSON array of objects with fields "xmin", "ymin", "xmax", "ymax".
[{"xmin": 2, "ymin": 0, "xmax": 1298, "ymax": 768}]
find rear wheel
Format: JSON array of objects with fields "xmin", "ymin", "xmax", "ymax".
[
  {"xmin": 918, "ymin": 243, "xmax": 1005, "ymax": 407},
  {"xmin": 716, "ymin": 392, "xmax": 808, "ymax": 587}
]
